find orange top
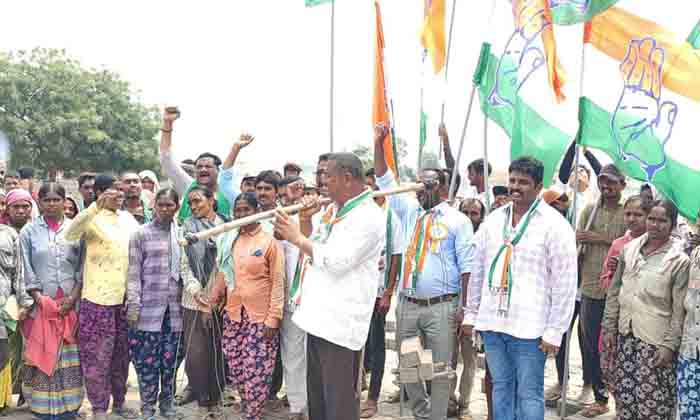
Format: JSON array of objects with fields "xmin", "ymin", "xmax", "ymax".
[{"xmin": 212, "ymin": 225, "xmax": 284, "ymax": 328}]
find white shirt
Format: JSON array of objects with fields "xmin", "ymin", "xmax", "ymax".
[
  {"xmin": 292, "ymin": 193, "xmax": 386, "ymax": 351},
  {"xmin": 464, "ymin": 201, "xmax": 578, "ymax": 345}
]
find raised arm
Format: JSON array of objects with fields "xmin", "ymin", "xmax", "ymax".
[
  {"xmin": 219, "ymin": 133, "xmax": 254, "ymax": 206},
  {"xmin": 159, "ymin": 106, "xmax": 193, "ymax": 194},
  {"xmin": 439, "ymin": 123, "xmax": 455, "ymax": 170},
  {"xmin": 373, "ymin": 123, "xmax": 390, "ymax": 177},
  {"xmin": 65, "ymin": 202, "xmax": 100, "ymax": 242}
]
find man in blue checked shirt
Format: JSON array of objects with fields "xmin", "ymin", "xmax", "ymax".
[{"xmin": 374, "ymin": 124, "xmax": 474, "ymax": 420}]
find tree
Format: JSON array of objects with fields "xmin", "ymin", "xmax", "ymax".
[{"xmin": 0, "ymin": 48, "xmax": 160, "ymax": 177}]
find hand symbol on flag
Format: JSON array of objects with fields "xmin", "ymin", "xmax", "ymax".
[
  {"xmin": 611, "ymin": 38, "xmax": 678, "ymax": 180},
  {"xmin": 488, "ymin": 1, "xmax": 549, "ymax": 108}
]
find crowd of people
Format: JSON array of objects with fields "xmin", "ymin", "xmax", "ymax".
[{"xmin": 0, "ymin": 107, "xmax": 697, "ymax": 420}]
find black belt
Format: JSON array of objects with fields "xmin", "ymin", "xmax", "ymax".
[{"xmin": 405, "ymin": 293, "xmax": 458, "ymax": 307}]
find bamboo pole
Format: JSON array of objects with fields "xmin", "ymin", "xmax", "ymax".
[{"xmin": 178, "ymin": 183, "xmax": 425, "ymax": 246}]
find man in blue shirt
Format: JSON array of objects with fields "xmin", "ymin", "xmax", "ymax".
[{"xmin": 374, "ymin": 124, "xmax": 474, "ymax": 420}]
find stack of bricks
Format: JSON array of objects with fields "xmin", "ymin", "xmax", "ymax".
[{"xmin": 394, "ymin": 337, "xmax": 450, "ymax": 384}]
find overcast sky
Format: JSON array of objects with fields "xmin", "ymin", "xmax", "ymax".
[{"xmin": 0, "ymin": 0, "xmax": 524, "ymax": 179}]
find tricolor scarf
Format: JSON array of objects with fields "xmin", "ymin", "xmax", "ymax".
[
  {"xmin": 401, "ymin": 211, "xmax": 434, "ymax": 296},
  {"xmin": 288, "ymin": 190, "xmax": 373, "ymax": 309},
  {"xmin": 487, "ymin": 198, "xmax": 541, "ymax": 317}
]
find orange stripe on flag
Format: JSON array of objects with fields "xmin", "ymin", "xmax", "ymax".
[
  {"xmin": 373, "ymin": 1, "xmax": 398, "ymax": 176},
  {"xmin": 514, "ymin": 0, "xmax": 567, "ymax": 102},
  {"xmin": 585, "ymin": 6, "xmax": 700, "ymax": 102},
  {"xmin": 420, "ymin": 0, "xmax": 446, "ymax": 74}
]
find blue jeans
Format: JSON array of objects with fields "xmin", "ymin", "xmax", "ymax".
[{"xmin": 482, "ymin": 331, "xmax": 546, "ymax": 420}]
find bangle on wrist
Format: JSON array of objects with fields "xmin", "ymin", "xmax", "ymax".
[{"xmin": 161, "ymin": 127, "xmax": 173, "ymax": 133}]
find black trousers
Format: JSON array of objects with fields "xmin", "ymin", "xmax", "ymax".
[
  {"xmin": 580, "ymin": 296, "xmax": 608, "ymax": 404},
  {"xmin": 363, "ymin": 302, "xmax": 386, "ymax": 401},
  {"xmin": 307, "ymin": 334, "xmax": 360, "ymax": 420},
  {"xmin": 555, "ymin": 300, "xmax": 587, "ymax": 386}
]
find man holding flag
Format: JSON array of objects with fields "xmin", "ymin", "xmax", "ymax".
[
  {"xmin": 273, "ymin": 152, "xmax": 385, "ymax": 420},
  {"xmin": 375, "ymin": 123, "xmax": 473, "ymax": 420}
]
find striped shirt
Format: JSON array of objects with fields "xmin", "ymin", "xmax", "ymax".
[
  {"xmin": 464, "ymin": 202, "xmax": 578, "ymax": 345},
  {"xmin": 126, "ymin": 221, "xmax": 183, "ymax": 332}
]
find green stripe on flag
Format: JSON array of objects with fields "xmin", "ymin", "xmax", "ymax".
[
  {"xmin": 478, "ymin": 53, "xmax": 570, "ymax": 187},
  {"xmin": 305, "ymin": 0, "xmax": 333, "ymax": 7},
  {"xmin": 687, "ymin": 20, "xmax": 700, "ymax": 49},
  {"xmin": 419, "ymin": 111, "xmax": 428, "ymax": 149},
  {"xmin": 578, "ymin": 97, "xmax": 700, "ymax": 219},
  {"xmin": 549, "ymin": 0, "xmax": 620, "ymax": 25}
]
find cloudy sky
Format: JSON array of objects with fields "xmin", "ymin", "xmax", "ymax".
[{"xmin": 0, "ymin": 0, "xmax": 523, "ymax": 178}]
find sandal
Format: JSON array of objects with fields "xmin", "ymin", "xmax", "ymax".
[{"xmin": 579, "ymin": 402, "xmax": 610, "ymax": 418}]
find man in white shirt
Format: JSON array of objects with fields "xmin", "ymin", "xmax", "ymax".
[
  {"xmin": 462, "ymin": 156, "xmax": 577, "ymax": 420},
  {"xmin": 273, "ymin": 153, "xmax": 385, "ymax": 420}
]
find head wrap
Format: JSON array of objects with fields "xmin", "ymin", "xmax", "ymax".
[
  {"xmin": 6, "ymin": 188, "xmax": 32, "ymax": 207},
  {"xmin": 139, "ymin": 170, "xmax": 160, "ymax": 192}
]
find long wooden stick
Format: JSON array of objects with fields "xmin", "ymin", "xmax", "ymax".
[{"xmin": 178, "ymin": 183, "xmax": 425, "ymax": 246}]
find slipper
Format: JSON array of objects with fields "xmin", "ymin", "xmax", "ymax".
[
  {"xmin": 174, "ymin": 389, "xmax": 196, "ymax": 407},
  {"xmin": 579, "ymin": 402, "xmax": 610, "ymax": 418},
  {"xmin": 360, "ymin": 404, "xmax": 378, "ymax": 419}
]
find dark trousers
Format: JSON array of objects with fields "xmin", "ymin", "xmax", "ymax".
[
  {"xmin": 182, "ymin": 309, "xmax": 225, "ymax": 407},
  {"xmin": 269, "ymin": 349, "xmax": 283, "ymax": 399},
  {"xmin": 307, "ymin": 334, "xmax": 360, "ymax": 420},
  {"xmin": 363, "ymin": 302, "xmax": 386, "ymax": 401},
  {"xmin": 580, "ymin": 296, "xmax": 608, "ymax": 404},
  {"xmin": 555, "ymin": 300, "xmax": 587, "ymax": 386}
]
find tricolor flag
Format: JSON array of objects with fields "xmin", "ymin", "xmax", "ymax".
[
  {"xmin": 420, "ymin": 0, "xmax": 446, "ymax": 74},
  {"xmin": 373, "ymin": 1, "xmax": 400, "ymax": 177},
  {"xmin": 478, "ymin": 0, "xmax": 576, "ymax": 186},
  {"xmin": 305, "ymin": 0, "xmax": 333, "ymax": 7},
  {"xmin": 577, "ymin": 3, "xmax": 700, "ymax": 218}
]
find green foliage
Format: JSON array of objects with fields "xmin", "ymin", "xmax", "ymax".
[{"xmin": 0, "ymin": 48, "xmax": 160, "ymax": 176}]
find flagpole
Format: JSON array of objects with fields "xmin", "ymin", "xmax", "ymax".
[
  {"xmin": 483, "ymin": 111, "xmax": 491, "ymax": 213},
  {"xmin": 418, "ymin": 54, "xmax": 426, "ymax": 172},
  {"xmin": 439, "ymin": 0, "xmax": 457, "ymax": 161},
  {"xmin": 329, "ymin": 0, "xmax": 336, "ymax": 152},
  {"xmin": 561, "ymin": 26, "xmax": 588, "ymax": 420},
  {"xmin": 448, "ymin": 85, "xmax": 476, "ymax": 202}
]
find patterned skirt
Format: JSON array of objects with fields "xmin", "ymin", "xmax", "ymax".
[
  {"xmin": 22, "ymin": 343, "xmax": 84, "ymax": 420},
  {"xmin": 678, "ymin": 355, "xmax": 700, "ymax": 420},
  {"xmin": 613, "ymin": 333, "xmax": 676, "ymax": 420}
]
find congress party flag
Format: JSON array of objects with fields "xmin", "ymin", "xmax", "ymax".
[
  {"xmin": 477, "ymin": 0, "xmax": 577, "ymax": 186},
  {"xmin": 577, "ymin": 4, "xmax": 700, "ymax": 218}
]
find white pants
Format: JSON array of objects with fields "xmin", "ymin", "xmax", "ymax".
[{"xmin": 281, "ymin": 310, "xmax": 308, "ymax": 414}]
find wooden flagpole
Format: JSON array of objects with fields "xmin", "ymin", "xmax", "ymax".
[{"xmin": 178, "ymin": 183, "xmax": 425, "ymax": 246}]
